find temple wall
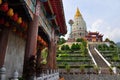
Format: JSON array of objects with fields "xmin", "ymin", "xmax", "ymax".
[
  {"xmin": 60, "ymin": 74, "xmax": 120, "ymax": 80},
  {"xmin": 4, "ymin": 32, "xmax": 26, "ymax": 78}
]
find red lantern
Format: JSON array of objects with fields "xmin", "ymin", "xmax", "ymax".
[
  {"xmin": 0, "ymin": 2, "xmax": 8, "ymax": 12},
  {"xmin": 0, "ymin": 18, "xmax": 5, "ymax": 24},
  {"xmin": 7, "ymin": 8, "xmax": 14, "ymax": 17},
  {"xmin": 20, "ymin": 21, "xmax": 25, "ymax": 27},
  {"xmin": 0, "ymin": 0, "xmax": 2, "ymax": 5},
  {"xmin": 17, "ymin": 17, "xmax": 22, "ymax": 24},
  {"xmin": 12, "ymin": 13, "xmax": 18, "ymax": 21}
]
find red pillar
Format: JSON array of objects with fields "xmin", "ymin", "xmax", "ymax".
[
  {"xmin": 23, "ymin": 14, "xmax": 39, "ymax": 78},
  {"xmin": 47, "ymin": 28, "xmax": 55, "ymax": 69},
  {"xmin": 52, "ymin": 42, "xmax": 55, "ymax": 69},
  {"xmin": 0, "ymin": 28, "xmax": 9, "ymax": 67},
  {"xmin": 47, "ymin": 39, "xmax": 54, "ymax": 69}
]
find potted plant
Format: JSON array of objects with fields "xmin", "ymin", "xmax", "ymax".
[
  {"xmin": 65, "ymin": 64, "xmax": 70, "ymax": 73},
  {"xmin": 94, "ymin": 66, "xmax": 99, "ymax": 74},
  {"xmin": 80, "ymin": 65, "xmax": 85, "ymax": 74}
]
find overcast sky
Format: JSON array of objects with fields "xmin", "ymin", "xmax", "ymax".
[{"xmin": 62, "ymin": 0, "xmax": 120, "ymax": 43}]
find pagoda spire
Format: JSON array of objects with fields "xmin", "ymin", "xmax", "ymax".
[{"xmin": 74, "ymin": 8, "xmax": 82, "ymax": 18}]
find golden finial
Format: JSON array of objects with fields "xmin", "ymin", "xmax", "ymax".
[{"xmin": 74, "ymin": 8, "xmax": 81, "ymax": 18}]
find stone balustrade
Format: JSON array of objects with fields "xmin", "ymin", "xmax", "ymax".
[
  {"xmin": 0, "ymin": 65, "xmax": 19, "ymax": 80},
  {"xmin": 37, "ymin": 70, "xmax": 59, "ymax": 80},
  {"xmin": 0, "ymin": 66, "xmax": 60, "ymax": 80}
]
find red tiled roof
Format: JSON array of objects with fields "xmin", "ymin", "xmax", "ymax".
[{"xmin": 43, "ymin": 0, "xmax": 67, "ymax": 35}]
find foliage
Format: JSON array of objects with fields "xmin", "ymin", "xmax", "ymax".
[
  {"xmin": 58, "ymin": 38, "xmax": 66, "ymax": 45},
  {"xmin": 61, "ymin": 45, "xmax": 70, "ymax": 50},
  {"xmin": 71, "ymin": 43, "xmax": 80, "ymax": 51},
  {"xmin": 110, "ymin": 44, "xmax": 115, "ymax": 50},
  {"xmin": 94, "ymin": 66, "xmax": 99, "ymax": 73},
  {"xmin": 84, "ymin": 48, "xmax": 88, "ymax": 55},
  {"xmin": 104, "ymin": 38, "xmax": 110, "ymax": 42},
  {"xmin": 109, "ymin": 40, "xmax": 115, "ymax": 45},
  {"xmin": 113, "ymin": 55, "xmax": 119, "ymax": 61},
  {"xmin": 76, "ymin": 38, "xmax": 84, "ymax": 42},
  {"xmin": 41, "ymin": 48, "xmax": 48, "ymax": 64},
  {"xmin": 98, "ymin": 45, "xmax": 102, "ymax": 50},
  {"xmin": 65, "ymin": 64, "xmax": 70, "ymax": 72},
  {"xmin": 82, "ymin": 40, "xmax": 87, "ymax": 47},
  {"xmin": 18, "ymin": 77, "xmax": 24, "ymax": 80},
  {"xmin": 80, "ymin": 65, "xmax": 85, "ymax": 72}
]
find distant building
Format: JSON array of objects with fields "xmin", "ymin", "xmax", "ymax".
[
  {"xmin": 68, "ymin": 8, "xmax": 103, "ymax": 42},
  {"xmin": 85, "ymin": 32, "xmax": 103, "ymax": 42},
  {"xmin": 71, "ymin": 8, "xmax": 87, "ymax": 39}
]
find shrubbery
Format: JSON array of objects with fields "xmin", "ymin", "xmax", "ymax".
[{"xmin": 61, "ymin": 45, "xmax": 70, "ymax": 50}]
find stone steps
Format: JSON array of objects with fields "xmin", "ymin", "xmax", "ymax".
[{"xmin": 89, "ymin": 44, "xmax": 110, "ymax": 74}]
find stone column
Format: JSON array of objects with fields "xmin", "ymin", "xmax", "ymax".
[
  {"xmin": 23, "ymin": 14, "xmax": 39, "ymax": 79},
  {"xmin": 0, "ymin": 28, "xmax": 9, "ymax": 67}
]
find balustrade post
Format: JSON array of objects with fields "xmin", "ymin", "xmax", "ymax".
[
  {"xmin": 50, "ymin": 69, "xmax": 52, "ymax": 74},
  {"xmin": 47, "ymin": 70, "xmax": 49, "ymax": 75},
  {"xmin": 0, "ymin": 65, "xmax": 6, "ymax": 80},
  {"xmin": 11, "ymin": 70, "xmax": 19, "ymax": 80}
]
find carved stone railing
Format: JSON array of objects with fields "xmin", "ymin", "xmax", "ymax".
[
  {"xmin": 37, "ymin": 70, "xmax": 59, "ymax": 80},
  {"xmin": 0, "ymin": 66, "xmax": 19, "ymax": 80},
  {"xmin": 0, "ymin": 66, "xmax": 59, "ymax": 80}
]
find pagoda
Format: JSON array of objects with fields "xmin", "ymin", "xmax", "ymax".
[{"xmin": 68, "ymin": 8, "xmax": 87, "ymax": 42}]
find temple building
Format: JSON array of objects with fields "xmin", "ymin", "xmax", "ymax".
[
  {"xmin": 68, "ymin": 8, "xmax": 103, "ymax": 42},
  {"xmin": 69, "ymin": 8, "xmax": 87, "ymax": 39},
  {"xmin": 0, "ymin": 0, "xmax": 67, "ymax": 79},
  {"xmin": 85, "ymin": 32, "xmax": 103, "ymax": 42}
]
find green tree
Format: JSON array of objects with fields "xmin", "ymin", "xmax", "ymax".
[
  {"xmin": 58, "ymin": 38, "xmax": 66, "ymax": 45},
  {"xmin": 104, "ymin": 38, "xmax": 110, "ymax": 42},
  {"xmin": 98, "ymin": 45, "xmax": 102, "ymax": 50},
  {"xmin": 76, "ymin": 38, "xmax": 84, "ymax": 42},
  {"xmin": 61, "ymin": 45, "xmax": 66, "ymax": 50},
  {"xmin": 71, "ymin": 43, "xmax": 76, "ymax": 50},
  {"xmin": 109, "ymin": 40, "xmax": 115, "ymax": 45},
  {"xmin": 76, "ymin": 43, "xmax": 80, "ymax": 50},
  {"xmin": 65, "ymin": 45, "xmax": 70, "ymax": 50},
  {"xmin": 82, "ymin": 41, "xmax": 87, "ymax": 47},
  {"xmin": 61, "ymin": 45, "xmax": 70, "ymax": 50},
  {"xmin": 71, "ymin": 43, "xmax": 81, "ymax": 51}
]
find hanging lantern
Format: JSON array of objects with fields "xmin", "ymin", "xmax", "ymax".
[
  {"xmin": 0, "ymin": 18, "xmax": 5, "ymax": 24},
  {"xmin": 12, "ymin": 13, "xmax": 18, "ymax": 21},
  {"xmin": 17, "ymin": 17, "xmax": 22, "ymax": 24},
  {"xmin": 0, "ymin": 2, "xmax": 8, "ymax": 12},
  {"xmin": 20, "ymin": 21, "xmax": 25, "ymax": 27},
  {"xmin": 7, "ymin": 8, "xmax": 14, "ymax": 17},
  {"xmin": 0, "ymin": 0, "xmax": 2, "ymax": 5}
]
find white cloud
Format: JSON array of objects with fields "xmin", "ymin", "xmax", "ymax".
[{"xmin": 90, "ymin": 19, "xmax": 120, "ymax": 42}]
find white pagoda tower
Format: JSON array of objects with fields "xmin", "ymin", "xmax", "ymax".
[{"xmin": 70, "ymin": 8, "xmax": 87, "ymax": 39}]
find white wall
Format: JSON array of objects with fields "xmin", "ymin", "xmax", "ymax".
[{"xmin": 4, "ymin": 32, "xmax": 26, "ymax": 78}]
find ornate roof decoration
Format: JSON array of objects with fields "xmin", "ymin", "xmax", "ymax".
[{"xmin": 74, "ymin": 8, "xmax": 81, "ymax": 18}]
